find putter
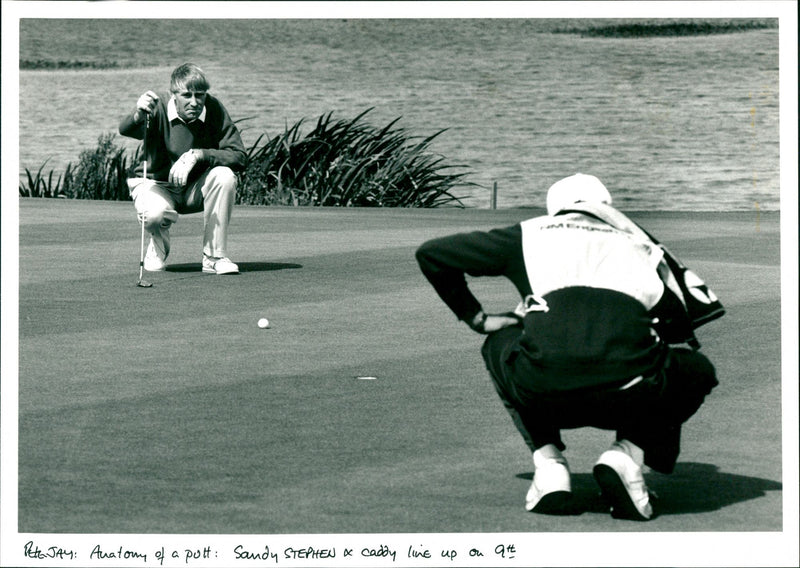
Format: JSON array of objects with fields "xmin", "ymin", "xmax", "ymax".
[
  {"xmin": 136, "ymin": 112, "xmax": 153, "ymax": 288},
  {"xmin": 137, "ymin": 212, "xmax": 152, "ymax": 288}
]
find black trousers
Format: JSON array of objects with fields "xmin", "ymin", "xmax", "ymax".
[{"xmin": 481, "ymin": 326, "xmax": 718, "ymax": 474}]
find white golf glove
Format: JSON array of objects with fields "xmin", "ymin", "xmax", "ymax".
[{"xmin": 169, "ymin": 150, "xmax": 199, "ymax": 187}]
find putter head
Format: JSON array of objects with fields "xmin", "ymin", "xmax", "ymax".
[{"xmin": 136, "ymin": 280, "xmax": 153, "ymax": 288}]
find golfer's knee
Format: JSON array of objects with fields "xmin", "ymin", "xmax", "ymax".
[
  {"xmin": 143, "ymin": 210, "xmax": 171, "ymax": 232},
  {"xmin": 136, "ymin": 200, "xmax": 172, "ymax": 231},
  {"xmin": 209, "ymin": 166, "xmax": 237, "ymax": 194}
]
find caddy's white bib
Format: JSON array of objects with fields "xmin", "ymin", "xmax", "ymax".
[{"xmin": 520, "ymin": 213, "xmax": 665, "ymax": 310}]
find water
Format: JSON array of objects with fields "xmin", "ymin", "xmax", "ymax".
[{"xmin": 17, "ymin": 19, "xmax": 780, "ymax": 210}]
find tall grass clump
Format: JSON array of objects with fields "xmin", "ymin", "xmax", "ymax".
[
  {"xmin": 20, "ymin": 109, "xmax": 473, "ymax": 207},
  {"xmin": 555, "ymin": 20, "xmax": 776, "ymax": 37},
  {"xmin": 20, "ymin": 59, "xmax": 120, "ymax": 70},
  {"xmin": 238, "ymin": 109, "xmax": 470, "ymax": 207},
  {"xmin": 20, "ymin": 134, "xmax": 137, "ymax": 200},
  {"xmin": 19, "ymin": 159, "xmax": 71, "ymax": 198},
  {"xmin": 66, "ymin": 133, "xmax": 136, "ymax": 200}
]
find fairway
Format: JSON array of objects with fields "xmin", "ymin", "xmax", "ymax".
[{"xmin": 15, "ymin": 199, "xmax": 784, "ymax": 536}]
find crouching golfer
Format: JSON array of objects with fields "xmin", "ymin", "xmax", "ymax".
[
  {"xmin": 416, "ymin": 173, "xmax": 723, "ymax": 520},
  {"xmin": 120, "ymin": 63, "xmax": 246, "ymax": 274}
]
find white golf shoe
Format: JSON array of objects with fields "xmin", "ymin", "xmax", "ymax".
[
  {"xmin": 525, "ymin": 447, "xmax": 575, "ymax": 514},
  {"xmin": 202, "ymin": 255, "xmax": 240, "ymax": 275},
  {"xmin": 143, "ymin": 239, "xmax": 166, "ymax": 271},
  {"xmin": 593, "ymin": 445, "xmax": 654, "ymax": 521}
]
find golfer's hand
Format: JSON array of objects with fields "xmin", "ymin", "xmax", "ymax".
[
  {"xmin": 169, "ymin": 150, "xmax": 199, "ymax": 187},
  {"xmin": 134, "ymin": 91, "xmax": 159, "ymax": 123},
  {"xmin": 468, "ymin": 311, "xmax": 522, "ymax": 334}
]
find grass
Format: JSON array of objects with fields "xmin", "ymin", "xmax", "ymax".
[
  {"xmin": 19, "ymin": 159, "xmax": 71, "ymax": 198},
  {"xmin": 20, "ymin": 59, "xmax": 121, "ymax": 70},
  {"xmin": 19, "ymin": 109, "xmax": 474, "ymax": 208},
  {"xmin": 18, "ymin": 133, "xmax": 137, "ymax": 201},
  {"xmin": 555, "ymin": 20, "xmax": 778, "ymax": 38},
  {"xmin": 13, "ymin": 201, "xmax": 784, "ymax": 544},
  {"xmin": 240, "ymin": 109, "xmax": 470, "ymax": 207},
  {"xmin": 68, "ymin": 133, "xmax": 138, "ymax": 201}
]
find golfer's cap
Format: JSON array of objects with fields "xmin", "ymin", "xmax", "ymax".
[{"xmin": 546, "ymin": 173, "xmax": 612, "ymax": 215}]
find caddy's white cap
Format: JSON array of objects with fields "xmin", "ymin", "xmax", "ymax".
[{"xmin": 546, "ymin": 173, "xmax": 612, "ymax": 215}]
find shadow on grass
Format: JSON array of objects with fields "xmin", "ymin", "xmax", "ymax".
[
  {"xmin": 165, "ymin": 262, "xmax": 303, "ymax": 273},
  {"xmin": 516, "ymin": 462, "xmax": 782, "ymax": 517}
]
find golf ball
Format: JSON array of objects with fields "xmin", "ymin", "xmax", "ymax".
[{"xmin": 257, "ymin": 318, "xmax": 269, "ymax": 329}]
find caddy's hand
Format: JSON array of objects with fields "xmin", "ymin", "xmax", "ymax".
[
  {"xmin": 169, "ymin": 150, "xmax": 199, "ymax": 187},
  {"xmin": 135, "ymin": 90, "xmax": 159, "ymax": 123},
  {"xmin": 468, "ymin": 311, "xmax": 522, "ymax": 334},
  {"xmin": 483, "ymin": 313, "xmax": 522, "ymax": 333}
]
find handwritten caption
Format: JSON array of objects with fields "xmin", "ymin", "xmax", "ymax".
[{"xmin": 23, "ymin": 540, "xmax": 517, "ymax": 565}]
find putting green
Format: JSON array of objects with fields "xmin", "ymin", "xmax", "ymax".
[{"xmin": 13, "ymin": 200, "xmax": 786, "ymax": 539}]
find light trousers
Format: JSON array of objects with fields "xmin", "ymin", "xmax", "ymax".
[{"xmin": 129, "ymin": 166, "xmax": 237, "ymax": 259}]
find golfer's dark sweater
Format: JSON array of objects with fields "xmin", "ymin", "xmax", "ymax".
[
  {"xmin": 416, "ymin": 224, "xmax": 667, "ymax": 392},
  {"xmin": 119, "ymin": 92, "xmax": 246, "ymax": 183}
]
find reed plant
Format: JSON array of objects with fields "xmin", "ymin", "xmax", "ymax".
[
  {"xmin": 20, "ymin": 59, "xmax": 120, "ymax": 70},
  {"xmin": 239, "ymin": 109, "xmax": 469, "ymax": 207},
  {"xmin": 558, "ymin": 20, "xmax": 776, "ymax": 37},
  {"xmin": 67, "ymin": 133, "xmax": 136, "ymax": 201},
  {"xmin": 19, "ymin": 160, "xmax": 71, "ymax": 198},
  {"xmin": 20, "ymin": 110, "xmax": 472, "ymax": 207}
]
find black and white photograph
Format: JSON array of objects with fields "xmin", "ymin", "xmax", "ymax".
[{"xmin": 2, "ymin": 1, "xmax": 797, "ymax": 567}]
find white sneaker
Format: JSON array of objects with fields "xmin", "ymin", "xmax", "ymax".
[
  {"xmin": 143, "ymin": 239, "xmax": 166, "ymax": 271},
  {"xmin": 593, "ymin": 447, "xmax": 654, "ymax": 520},
  {"xmin": 202, "ymin": 255, "xmax": 239, "ymax": 275},
  {"xmin": 525, "ymin": 449, "xmax": 574, "ymax": 514}
]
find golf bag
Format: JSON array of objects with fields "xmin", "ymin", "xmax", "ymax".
[{"xmin": 557, "ymin": 203, "xmax": 725, "ymax": 349}]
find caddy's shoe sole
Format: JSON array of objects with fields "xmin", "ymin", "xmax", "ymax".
[
  {"xmin": 528, "ymin": 490, "xmax": 578, "ymax": 515},
  {"xmin": 525, "ymin": 459, "xmax": 579, "ymax": 515},
  {"xmin": 593, "ymin": 462, "xmax": 654, "ymax": 521}
]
